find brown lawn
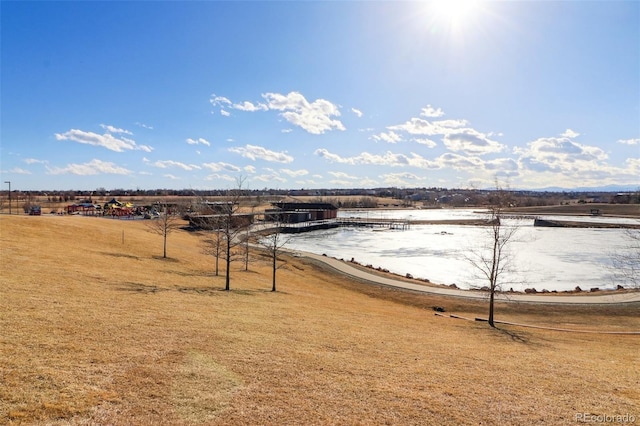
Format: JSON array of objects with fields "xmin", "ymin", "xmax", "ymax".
[{"xmin": 0, "ymin": 214, "xmax": 638, "ymax": 425}]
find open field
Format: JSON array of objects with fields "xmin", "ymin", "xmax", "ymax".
[{"xmin": 1, "ymin": 214, "xmax": 639, "ymax": 425}]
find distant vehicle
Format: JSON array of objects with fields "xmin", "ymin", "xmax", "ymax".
[
  {"xmin": 144, "ymin": 210, "xmax": 160, "ymax": 219},
  {"xmin": 29, "ymin": 205, "xmax": 42, "ymax": 216}
]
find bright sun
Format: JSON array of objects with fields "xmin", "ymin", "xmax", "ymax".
[{"xmin": 430, "ymin": 0, "xmax": 480, "ymax": 31}]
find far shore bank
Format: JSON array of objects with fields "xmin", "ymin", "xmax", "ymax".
[
  {"xmin": 340, "ymin": 202, "xmax": 640, "ymax": 228},
  {"xmin": 343, "ymin": 203, "xmax": 640, "ymax": 217}
]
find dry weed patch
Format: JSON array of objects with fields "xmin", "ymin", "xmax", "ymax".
[{"xmin": 1, "ymin": 215, "xmax": 638, "ymax": 425}]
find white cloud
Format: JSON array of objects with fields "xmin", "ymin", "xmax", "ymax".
[
  {"xmin": 232, "ymin": 101, "xmax": 268, "ymax": 112},
  {"xmin": 515, "ymin": 132, "xmax": 610, "ymax": 178},
  {"xmin": 229, "ymin": 144, "xmax": 293, "ymax": 163},
  {"xmin": 385, "ymin": 172, "xmax": 420, "ymax": 180},
  {"xmin": 280, "ymin": 168, "xmax": 309, "ymax": 177},
  {"xmin": 442, "ymin": 129, "xmax": 505, "ymax": 155},
  {"xmin": 420, "ymin": 105, "xmax": 445, "ymax": 118},
  {"xmin": 99, "ymin": 124, "xmax": 133, "ymax": 135},
  {"xmin": 186, "ymin": 137, "xmax": 211, "ymax": 146},
  {"xmin": 358, "ymin": 177, "xmax": 378, "ymax": 187},
  {"xmin": 381, "ymin": 172, "xmax": 420, "ymax": 186},
  {"xmin": 388, "ymin": 109, "xmax": 506, "ymax": 155},
  {"xmin": 413, "ymin": 138, "xmax": 437, "ymax": 148},
  {"xmin": 55, "ymin": 128, "xmax": 153, "ymax": 153},
  {"xmin": 24, "ymin": 158, "xmax": 48, "ymax": 165},
  {"xmin": 135, "ymin": 122, "xmax": 154, "ymax": 130},
  {"xmin": 204, "ymin": 173, "xmax": 236, "ymax": 182},
  {"xmin": 372, "ymin": 131, "xmax": 403, "ymax": 144},
  {"xmin": 618, "ymin": 138, "xmax": 640, "ymax": 145},
  {"xmin": 328, "ymin": 171, "xmax": 358, "ymax": 179},
  {"xmin": 210, "ymin": 95, "xmax": 234, "ymax": 117},
  {"xmin": 163, "ymin": 174, "xmax": 180, "ymax": 180},
  {"xmin": 152, "ymin": 160, "xmax": 201, "ymax": 171},
  {"xmin": 389, "ymin": 117, "xmax": 468, "ymax": 136},
  {"xmin": 9, "ymin": 167, "xmax": 31, "ymax": 174},
  {"xmin": 626, "ymin": 157, "xmax": 640, "ymax": 172},
  {"xmin": 484, "ymin": 157, "xmax": 519, "ymax": 172},
  {"xmin": 202, "ymin": 162, "xmax": 241, "ymax": 172},
  {"xmin": 210, "ymin": 94, "xmax": 232, "ymax": 107},
  {"xmin": 351, "ymin": 108, "xmax": 363, "ymax": 118},
  {"xmin": 435, "ymin": 153, "xmax": 485, "ymax": 170},
  {"xmin": 561, "ymin": 129, "xmax": 580, "ymax": 138},
  {"xmin": 315, "ymin": 148, "xmax": 439, "ymax": 169},
  {"xmin": 314, "ymin": 148, "xmax": 353, "ymax": 164},
  {"xmin": 253, "ymin": 172, "xmax": 286, "ymax": 183},
  {"xmin": 244, "ymin": 165, "xmax": 256, "ymax": 174},
  {"xmin": 210, "ymin": 91, "xmax": 346, "ymax": 135},
  {"xmin": 262, "ymin": 92, "xmax": 346, "ymax": 135},
  {"xmin": 46, "ymin": 159, "xmax": 132, "ymax": 176}
]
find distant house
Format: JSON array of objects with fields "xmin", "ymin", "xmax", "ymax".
[
  {"xmin": 185, "ymin": 202, "xmax": 254, "ymax": 230},
  {"xmin": 197, "ymin": 201, "xmax": 236, "ymax": 215},
  {"xmin": 265, "ymin": 202, "xmax": 338, "ymax": 224},
  {"xmin": 187, "ymin": 213, "xmax": 254, "ymax": 230},
  {"xmin": 612, "ymin": 193, "xmax": 633, "ymax": 204}
]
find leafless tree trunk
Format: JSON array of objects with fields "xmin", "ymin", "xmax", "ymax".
[
  {"xmin": 465, "ymin": 184, "xmax": 519, "ymax": 327},
  {"xmin": 242, "ymin": 202, "xmax": 262, "ymax": 271},
  {"xmin": 193, "ymin": 182, "xmax": 250, "ymax": 289},
  {"xmin": 256, "ymin": 220, "xmax": 291, "ymax": 292},
  {"xmin": 145, "ymin": 203, "xmax": 184, "ymax": 259},
  {"xmin": 219, "ymin": 176, "xmax": 250, "ymax": 291},
  {"xmin": 610, "ymin": 229, "xmax": 640, "ymax": 289},
  {"xmin": 201, "ymin": 224, "xmax": 223, "ymax": 276}
]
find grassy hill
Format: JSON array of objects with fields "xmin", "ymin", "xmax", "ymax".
[{"xmin": 1, "ymin": 215, "xmax": 638, "ymax": 425}]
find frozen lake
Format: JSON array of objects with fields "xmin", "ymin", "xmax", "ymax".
[{"xmin": 283, "ymin": 209, "xmax": 639, "ymax": 292}]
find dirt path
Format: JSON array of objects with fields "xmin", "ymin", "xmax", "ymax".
[{"xmin": 296, "ymin": 251, "xmax": 640, "ymax": 305}]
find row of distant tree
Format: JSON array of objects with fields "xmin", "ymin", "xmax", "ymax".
[
  {"xmin": 2, "ymin": 187, "xmax": 639, "ymax": 215},
  {"xmin": 3, "ymin": 186, "xmax": 640, "ymax": 203}
]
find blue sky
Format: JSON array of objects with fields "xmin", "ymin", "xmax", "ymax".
[{"xmin": 1, "ymin": 1, "xmax": 638, "ymax": 191}]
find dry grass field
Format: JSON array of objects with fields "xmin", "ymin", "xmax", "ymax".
[{"xmin": 1, "ymin": 214, "xmax": 638, "ymax": 425}]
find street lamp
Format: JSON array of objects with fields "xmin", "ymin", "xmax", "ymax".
[{"xmin": 4, "ymin": 181, "xmax": 10, "ymax": 214}]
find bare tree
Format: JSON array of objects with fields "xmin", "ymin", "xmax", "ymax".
[
  {"xmin": 201, "ymin": 221, "xmax": 223, "ymax": 276},
  {"xmin": 146, "ymin": 203, "xmax": 184, "ymax": 258},
  {"xmin": 610, "ymin": 229, "xmax": 640, "ymax": 289},
  {"xmin": 465, "ymin": 184, "xmax": 520, "ymax": 328},
  {"xmin": 218, "ymin": 177, "xmax": 251, "ymax": 291},
  {"xmin": 256, "ymin": 220, "xmax": 291, "ymax": 292},
  {"xmin": 243, "ymin": 225, "xmax": 251, "ymax": 272},
  {"xmin": 241, "ymin": 199, "xmax": 263, "ymax": 272}
]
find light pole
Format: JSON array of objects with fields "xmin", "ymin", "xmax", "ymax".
[{"xmin": 4, "ymin": 181, "xmax": 10, "ymax": 214}]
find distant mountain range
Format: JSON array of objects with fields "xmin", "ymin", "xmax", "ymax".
[{"xmin": 522, "ymin": 184, "xmax": 639, "ymax": 193}]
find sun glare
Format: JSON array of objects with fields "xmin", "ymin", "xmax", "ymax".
[{"xmin": 430, "ymin": 0, "xmax": 480, "ymax": 31}]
